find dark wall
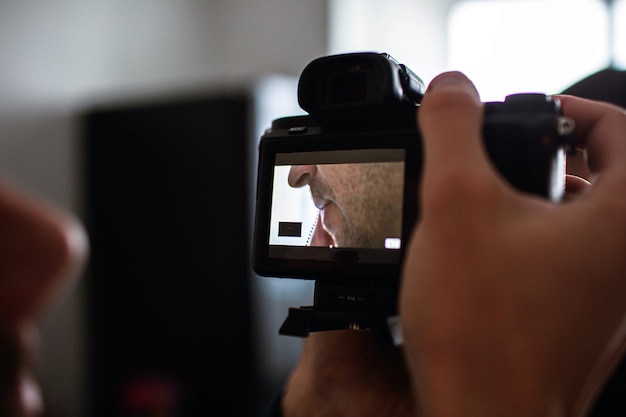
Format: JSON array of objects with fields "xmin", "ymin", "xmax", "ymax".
[{"xmin": 82, "ymin": 93, "xmax": 257, "ymax": 416}]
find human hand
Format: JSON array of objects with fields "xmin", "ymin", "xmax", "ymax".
[
  {"xmin": 400, "ymin": 72, "xmax": 626, "ymax": 417},
  {"xmin": 281, "ymin": 330, "xmax": 416, "ymax": 417},
  {"xmin": 0, "ymin": 180, "xmax": 88, "ymax": 416}
]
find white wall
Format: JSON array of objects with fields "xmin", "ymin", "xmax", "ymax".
[
  {"xmin": 0, "ymin": 1, "xmax": 327, "ymax": 416},
  {"xmin": 328, "ymin": 0, "xmax": 459, "ymax": 84}
]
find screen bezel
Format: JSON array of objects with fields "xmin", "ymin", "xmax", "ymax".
[{"xmin": 252, "ymin": 124, "xmax": 420, "ymax": 284}]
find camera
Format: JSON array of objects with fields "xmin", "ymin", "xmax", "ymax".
[{"xmin": 252, "ymin": 52, "xmax": 575, "ymax": 340}]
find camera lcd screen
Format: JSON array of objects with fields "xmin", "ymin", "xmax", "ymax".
[
  {"xmin": 267, "ymin": 148, "xmax": 405, "ymax": 263},
  {"xmin": 253, "ymin": 127, "xmax": 420, "ymax": 282}
]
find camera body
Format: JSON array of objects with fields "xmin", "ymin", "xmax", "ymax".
[{"xmin": 252, "ymin": 52, "xmax": 575, "ymax": 338}]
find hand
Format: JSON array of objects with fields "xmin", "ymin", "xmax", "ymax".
[
  {"xmin": 400, "ymin": 72, "xmax": 626, "ymax": 417},
  {"xmin": 0, "ymin": 180, "xmax": 88, "ymax": 416},
  {"xmin": 282, "ymin": 330, "xmax": 416, "ymax": 417}
]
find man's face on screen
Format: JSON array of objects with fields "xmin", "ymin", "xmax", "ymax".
[{"xmin": 288, "ymin": 162, "xmax": 403, "ymax": 248}]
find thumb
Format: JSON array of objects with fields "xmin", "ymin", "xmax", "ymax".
[{"xmin": 418, "ymin": 72, "xmax": 493, "ymax": 208}]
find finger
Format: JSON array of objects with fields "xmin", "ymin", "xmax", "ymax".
[
  {"xmin": 0, "ymin": 326, "xmax": 41, "ymax": 417},
  {"xmin": 417, "ymin": 72, "xmax": 498, "ymax": 215},
  {"xmin": 0, "ymin": 180, "xmax": 88, "ymax": 323},
  {"xmin": 419, "ymin": 72, "xmax": 485, "ymax": 173},
  {"xmin": 566, "ymin": 149, "xmax": 590, "ymax": 179},
  {"xmin": 557, "ymin": 95, "xmax": 626, "ymax": 179},
  {"xmin": 563, "ymin": 174, "xmax": 591, "ymax": 201}
]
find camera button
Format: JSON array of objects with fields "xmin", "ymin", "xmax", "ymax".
[{"xmin": 288, "ymin": 126, "xmax": 308, "ymax": 135}]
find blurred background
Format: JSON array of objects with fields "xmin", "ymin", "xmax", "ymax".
[{"xmin": 0, "ymin": 0, "xmax": 623, "ymax": 416}]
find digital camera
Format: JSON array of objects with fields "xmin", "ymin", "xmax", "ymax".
[{"xmin": 252, "ymin": 52, "xmax": 575, "ymax": 339}]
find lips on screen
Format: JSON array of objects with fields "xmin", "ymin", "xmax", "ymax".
[{"xmin": 268, "ymin": 148, "xmax": 405, "ymax": 250}]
